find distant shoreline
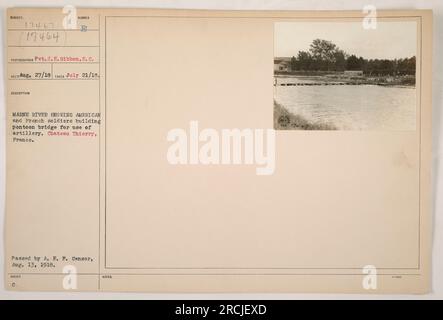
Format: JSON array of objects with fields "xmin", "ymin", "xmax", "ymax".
[{"xmin": 274, "ymin": 73, "xmax": 415, "ymax": 88}]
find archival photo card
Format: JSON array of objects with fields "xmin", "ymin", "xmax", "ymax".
[{"xmin": 5, "ymin": 9, "xmax": 432, "ymax": 294}]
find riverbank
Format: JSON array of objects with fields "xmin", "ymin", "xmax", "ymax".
[
  {"xmin": 274, "ymin": 101, "xmax": 337, "ymax": 130},
  {"xmin": 275, "ymin": 73, "xmax": 415, "ymax": 87}
]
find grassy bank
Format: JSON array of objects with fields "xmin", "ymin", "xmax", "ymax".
[{"xmin": 274, "ymin": 101, "xmax": 337, "ymax": 130}]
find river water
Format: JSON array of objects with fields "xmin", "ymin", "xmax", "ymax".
[{"xmin": 274, "ymin": 77, "xmax": 416, "ymax": 130}]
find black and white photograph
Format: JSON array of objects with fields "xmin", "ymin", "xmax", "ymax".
[{"xmin": 274, "ymin": 21, "xmax": 417, "ymax": 130}]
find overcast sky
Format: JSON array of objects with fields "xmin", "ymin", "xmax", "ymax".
[{"xmin": 274, "ymin": 21, "xmax": 417, "ymax": 60}]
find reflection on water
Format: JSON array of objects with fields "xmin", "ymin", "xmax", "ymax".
[{"xmin": 274, "ymin": 79, "xmax": 416, "ymax": 130}]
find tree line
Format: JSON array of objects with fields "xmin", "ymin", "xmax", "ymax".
[{"xmin": 287, "ymin": 39, "xmax": 416, "ymax": 76}]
